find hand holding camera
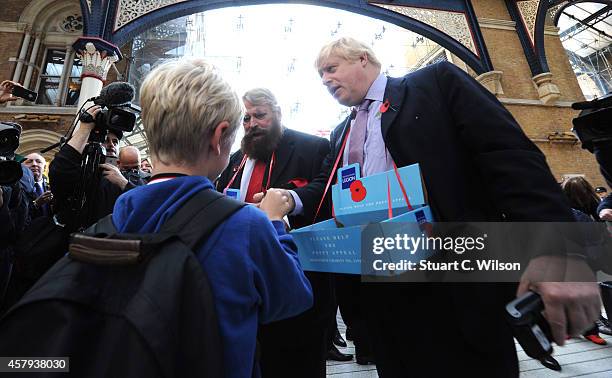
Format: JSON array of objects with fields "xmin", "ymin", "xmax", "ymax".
[
  {"xmin": 100, "ymin": 163, "xmax": 128, "ymax": 190},
  {"xmin": 517, "ymin": 255, "xmax": 600, "ymax": 345},
  {"xmin": 34, "ymin": 191, "xmax": 53, "ymax": 208}
]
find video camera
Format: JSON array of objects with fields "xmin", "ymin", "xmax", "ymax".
[
  {"xmin": 0, "ymin": 122, "xmax": 23, "ymax": 185},
  {"xmin": 506, "ymin": 291, "xmax": 561, "ymax": 371},
  {"xmin": 572, "ymin": 93, "xmax": 612, "ymax": 153},
  {"xmin": 121, "ymin": 167, "xmax": 149, "ymax": 186},
  {"xmin": 67, "ymin": 82, "xmax": 141, "ymax": 231},
  {"xmin": 572, "ymin": 93, "xmax": 612, "ymax": 186},
  {"xmin": 80, "ymin": 82, "xmax": 141, "ymax": 148}
]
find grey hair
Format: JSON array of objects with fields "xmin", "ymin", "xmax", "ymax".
[{"xmin": 242, "ymin": 88, "xmax": 281, "ymax": 115}]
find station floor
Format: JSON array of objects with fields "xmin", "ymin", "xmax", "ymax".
[{"xmin": 327, "ymin": 315, "xmax": 612, "ymax": 377}]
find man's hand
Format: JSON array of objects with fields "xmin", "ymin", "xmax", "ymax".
[
  {"xmin": 517, "ymin": 255, "xmax": 601, "ymax": 346},
  {"xmin": 254, "ymin": 188, "xmax": 295, "ymax": 213},
  {"xmin": 599, "ymin": 208, "xmax": 612, "ymax": 221},
  {"xmin": 0, "ymin": 80, "xmax": 19, "ymax": 104},
  {"xmin": 259, "ymin": 189, "xmax": 293, "ymax": 221},
  {"xmin": 100, "ymin": 163, "xmax": 128, "ymax": 190},
  {"xmin": 67, "ymin": 105, "xmax": 101, "ymax": 154},
  {"xmin": 34, "ymin": 190, "xmax": 53, "ymax": 208}
]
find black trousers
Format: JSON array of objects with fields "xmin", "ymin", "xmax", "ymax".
[
  {"xmin": 258, "ymin": 314, "xmax": 327, "ymax": 378},
  {"xmin": 335, "ymin": 273, "xmax": 374, "ymax": 356},
  {"xmin": 362, "ymin": 283, "xmax": 519, "ymax": 378},
  {"xmin": 259, "ymin": 272, "xmax": 335, "ymax": 378}
]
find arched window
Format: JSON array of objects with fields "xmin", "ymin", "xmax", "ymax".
[{"xmin": 14, "ymin": 0, "xmax": 83, "ymax": 107}]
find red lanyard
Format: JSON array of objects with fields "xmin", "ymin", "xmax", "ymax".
[
  {"xmin": 313, "ymin": 125, "xmax": 352, "ymax": 223},
  {"xmin": 224, "ymin": 152, "xmax": 276, "ymax": 194},
  {"xmin": 313, "ymin": 121, "xmax": 412, "ymax": 223}
]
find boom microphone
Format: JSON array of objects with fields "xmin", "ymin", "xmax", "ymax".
[{"xmin": 93, "ymin": 82, "xmax": 135, "ymax": 106}]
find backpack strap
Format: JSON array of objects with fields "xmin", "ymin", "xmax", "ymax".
[
  {"xmin": 157, "ymin": 189, "xmax": 245, "ymax": 249},
  {"xmin": 87, "ymin": 214, "xmax": 116, "ymax": 235},
  {"xmin": 70, "ymin": 189, "xmax": 245, "ymax": 264}
]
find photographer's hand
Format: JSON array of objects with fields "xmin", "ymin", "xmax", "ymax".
[
  {"xmin": 34, "ymin": 190, "xmax": 53, "ymax": 207},
  {"xmin": 599, "ymin": 209, "xmax": 612, "ymax": 221},
  {"xmin": 100, "ymin": 163, "xmax": 128, "ymax": 190},
  {"xmin": 0, "ymin": 80, "xmax": 19, "ymax": 104},
  {"xmin": 517, "ymin": 255, "xmax": 600, "ymax": 346},
  {"xmin": 68, "ymin": 105, "xmax": 101, "ymax": 154}
]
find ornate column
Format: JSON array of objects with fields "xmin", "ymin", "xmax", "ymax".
[
  {"xmin": 56, "ymin": 46, "xmax": 74, "ymax": 106},
  {"xmin": 532, "ymin": 72, "xmax": 561, "ymax": 105},
  {"xmin": 72, "ymin": 37, "xmax": 122, "ymax": 110},
  {"xmin": 476, "ymin": 71, "xmax": 505, "ymax": 96},
  {"xmin": 505, "ymin": 0, "xmax": 561, "ymax": 104},
  {"xmin": 13, "ymin": 28, "xmax": 32, "ymax": 82},
  {"xmin": 23, "ymin": 33, "xmax": 42, "ymax": 90}
]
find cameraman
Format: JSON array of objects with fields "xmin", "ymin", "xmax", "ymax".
[{"xmin": 49, "ymin": 106, "xmax": 139, "ymax": 231}]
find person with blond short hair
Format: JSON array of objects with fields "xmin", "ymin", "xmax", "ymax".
[
  {"xmin": 270, "ymin": 36, "xmax": 601, "ymax": 377},
  {"xmin": 110, "ymin": 58, "xmax": 313, "ymax": 378}
]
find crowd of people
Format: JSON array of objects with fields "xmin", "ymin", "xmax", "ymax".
[{"xmin": 0, "ymin": 37, "xmax": 610, "ymax": 377}]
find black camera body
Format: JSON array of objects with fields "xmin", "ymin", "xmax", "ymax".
[
  {"xmin": 0, "ymin": 122, "xmax": 23, "ymax": 185},
  {"xmin": 572, "ymin": 94, "xmax": 612, "ymax": 153},
  {"xmin": 121, "ymin": 168, "xmax": 149, "ymax": 186},
  {"xmin": 95, "ymin": 103, "xmax": 141, "ymax": 133},
  {"xmin": 506, "ymin": 291, "xmax": 554, "ymax": 361},
  {"xmin": 79, "ymin": 82, "xmax": 141, "ymax": 145}
]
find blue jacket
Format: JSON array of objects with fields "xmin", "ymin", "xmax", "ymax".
[{"xmin": 112, "ymin": 175, "xmax": 313, "ymax": 378}]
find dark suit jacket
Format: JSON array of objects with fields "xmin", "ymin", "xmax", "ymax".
[
  {"xmin": 295, "ymin": 62, "xmax": 576, "ymax": 375},
  {"xmin": 296, "ymin": 61, "xmax": 574, "ymax": 224},
  {"xmin": 217, "ymin": 127, "xmax": 331, "ymax": 229}
]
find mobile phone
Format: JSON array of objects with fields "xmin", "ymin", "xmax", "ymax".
[
  {"xmin": 104, "ymin": 156, "xmax": 118, "ymax": 166},
  {"xmin": 12, "ymin": 85, "xmax": 38, "ymax": 102}
]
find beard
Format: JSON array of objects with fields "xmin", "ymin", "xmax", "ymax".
[{"xmin": 241, "ymin": 118, "xmax": 283, "ymax": 161}]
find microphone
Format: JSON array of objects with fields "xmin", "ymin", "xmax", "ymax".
[{"xmin": 92, "ymin": 82, "xmax": 135, "ymax": 106}]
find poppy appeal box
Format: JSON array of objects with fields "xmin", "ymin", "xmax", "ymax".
[{"xmin": 291, "ymin": 163, "xmax": 434, "ymax": 274}]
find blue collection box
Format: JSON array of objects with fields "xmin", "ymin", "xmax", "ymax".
[{"xmin": 292, "ymin": 163, "xmax": 434, "ymax": 274}]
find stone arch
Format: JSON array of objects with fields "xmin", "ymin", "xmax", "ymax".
[
  {"xmin": 20, "ymin": 0, "xmax": 82, "ymax": 35},
  {"xmin": 18, "ymin": 129, "xmax": 64, "ymax": 162}
]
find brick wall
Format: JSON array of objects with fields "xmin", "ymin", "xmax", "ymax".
[
  {"xmin": 0, "ymin": 0, "xmax": 31, "ymax": 22},
  {"xmin": 0, "ymin": 31, "xmax": 24, "ymax": 82},
  {"xmin": 471, "ymin": 0, "xmax": 512, "ymax": 21},
  {"xmin": 471, "ymin": 1, "xmax": 605, "ymax": 188}
]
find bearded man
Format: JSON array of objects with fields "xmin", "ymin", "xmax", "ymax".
[{"xmin": 216, "ymin": 88, "xmax": 335, "ymax": 378}]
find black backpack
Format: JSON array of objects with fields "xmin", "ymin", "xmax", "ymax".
[{"xmin": 0, "ymin": 189, "xmax": 245, "ymax": 378}]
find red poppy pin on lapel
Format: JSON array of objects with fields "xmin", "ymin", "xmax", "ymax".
[{"xmin": 380, "ymin": 99, "xmax": 390, "ymax": 114}]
